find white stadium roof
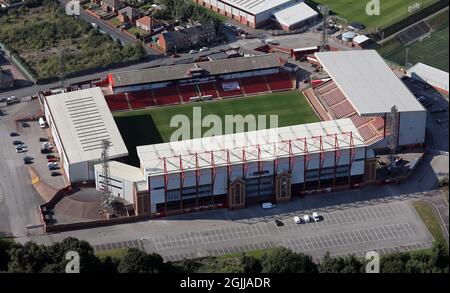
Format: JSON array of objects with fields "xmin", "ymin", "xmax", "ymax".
[
  {"xmin": 221, "ymin": 0, "xmax": 293, "ymax": 15},
  {"xmin": 315, "ymin": 50, "xmax": 425, "ymax": 116},
  {"xmin": 137, "ymin": 119, "xmax": 366, "ymax": 176},
  {"xmin": 407, "ymin": 62, "xmax": 449, "ymax": 92},
  {"xmin": 273, "ymin": 2, "xmax": 318, "ymax": 27},
  {"xmin": 44, "ymin": 87, "xmax": 128, "ymax": 164},
  {"xmin": 94, "ymin": 161, "xmax": 145, "ymax": 183}
]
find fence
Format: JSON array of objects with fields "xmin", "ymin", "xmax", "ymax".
[{"xmin": 0, "ymin": 42, "xmax": 37, "ymax": 84}]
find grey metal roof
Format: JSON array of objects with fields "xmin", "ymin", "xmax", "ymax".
[
  {"xmin": 162, "ymin": 25, "xmax": 215, "ymax": 42},
  {"xmin": 220, "ymin": 0, "xmax": 293, "ymax": 15},
  {"xmin": 44, "ymin": 87, "xmax": 128, "ymax": 164},
  {"xmin": 315, "ymin": 50, "xmax": 425, "ymax": 115},
  {"xmin": 111, "ymin": 54, "xmax": 281, "ymax": 87}
]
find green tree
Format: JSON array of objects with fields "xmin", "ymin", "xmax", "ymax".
[
  {"xmin": 118, "ymin": 249, "xmax": 167, "ymax": 273},
  {"xmin": 260, "ymin": 247, "xmax": 318, "ymax": 273},
  {"xmin": 240, "ymin": 254, "xmax": 262, "ymax": 273}
]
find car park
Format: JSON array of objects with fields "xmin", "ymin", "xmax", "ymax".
[{"xmin": 294, "ymin": 216, "xmax": 301, "ymax": 224}]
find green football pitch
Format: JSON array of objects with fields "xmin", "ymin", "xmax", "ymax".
[
  {"xmin": 311, "ymin": 0, "xmax": 438, "ymax": 28},
  {"xmin": 114, "ymin": 91, "xmax": 320, "ymax": 165}
]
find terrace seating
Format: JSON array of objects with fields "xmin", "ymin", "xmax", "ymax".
[
  {"xmin": 198, "ymin": 82, "xmax": 218, "ymax": 98},
  {"xmin": 178, "ymin": 84, "xmax": 199, "ymax": 102},
  {"xmin": 358, "ymin": 125, "xmax": 377, "ymax": 142},
  {"xmin": 265, "ymin": 72, "xmax": 293, "ymax": 91},
  {"xmin": 216, "ymin": 80, "xmax": 244, "ymax": 98},
  {"xmin": 104, "ymin": 93, "xmax": 129, "ymax": 111},
  {"xmin": 316, "ymin": 81, "xmax": 337, "ymax": 95},
  {"xmin": 127, "ymin": 90, "xmax": 155, "ymax": 110},
  {"xmin": 153, "ymin": 85, "xmax": 182, "ymax": 106},
  {"xmin": 240, "ymin": 76, "xmax": 270, "ymax": 94},
  {"xmin": 330, "ymin": 100, "xmax": 356, "ymax": 119},
  {"xmin": 321, "ymin": 88, "xmax": 346, "ymax": 107},
  {"xmin": 372, "ymin": 116, "xmax": 385, "ymax": 131},
  {"xmin": 350, "ymin": 114, "xmax": 371, "ymax": 127},
  {"xmin": 303, "ymin": 88, "xmax": 332, "ymax": 121}
]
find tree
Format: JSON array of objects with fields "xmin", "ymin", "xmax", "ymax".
[
  {"xmin": 429, "ymin": 243, "xmax": 449, "ymax": 273},
  {"xmin": 260, "ymin": 248, "xmax": 318, "ymax": 273},
  {"xmin": 0, "ymin": 238, "xmax": 16, "ymax": 272},
  {"xmin": 118, "ymin": 249, "xmax": 167, "ymax": 273},
  {"xmin": 319, "ymin": 252, "xmax": 364, "ymax": 273},
  {"xmin": 240, "ymin": 254, "xmax": 262, "ymax": 273}
]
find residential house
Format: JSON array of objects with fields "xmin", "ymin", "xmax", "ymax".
[
  {"xmin": 0, "ymin": 68, "xmax": 14, "ymax": 90},
  {"xmin": 117, "ymin": 6, "xmax": 140, "ymax": 23},
  {"xmin": 135, "ymin": 16, "xmax": 158, "ymax": 32},
  {"xmin": 101, "ymin": 0, "xmax": 125, "ymax": 12},
  {"xmin": 158, "ymin": 24, "xmax": 216, "ymax": 53}
]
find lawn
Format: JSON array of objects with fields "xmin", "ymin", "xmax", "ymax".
[
  {"xmin": 381, "ymin": 9, "xmax": 449, "ymax": 71},
  {"xmin": 95, "ymin": 248, "xmax": 129, "ymax": 260},
  {"xmin": 414, "ymin": 201, "xmax": 447, "ymax": 248},
  {"xmin": 311, "ymin": 0, "xmax": 438, "ymax": 29},
  {"xmin": 127, "ymin": 26, "xmax": 147, "ymax": 38},
  {"xmin": 109, "ymin": 17, "xmax": 122, "ymax": 27},
  {"xmin": 114, "ymin": 91, "xmax": 319, "ymax": 166}
]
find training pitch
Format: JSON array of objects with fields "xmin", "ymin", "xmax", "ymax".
[{"xmin": 114, "ymin": 91, "xmax": 320, "ymax": 165}]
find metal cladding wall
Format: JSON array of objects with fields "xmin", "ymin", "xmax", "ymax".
[
  {"xmin": 147, "ymin": 145, "xmax": 367, "ymax": 213},
  {"xmin": 94, "ymin": 170, "xmax": 135, "ymax": 204},
  {"xmin": 398, "ymin": 111, "xmax": 427, "ymax": 146}
]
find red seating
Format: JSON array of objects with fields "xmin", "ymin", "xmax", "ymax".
[
  {"xmin": 216, "ymin": 81, "xmax": 243, "ymax": 98},
  {"xmin": 266, "ymin": 73, "xmax": 293, "ymax": 91},
  {"xmin": 303, "ymin": 89, "xmax": 332, "ymax": 121},
  {"xmin": 104, "ymin": 93, "xmax": 129, "ymax": 111},
  {"xmin": 372, "ymin": 117, "xmax": 385, "ymax": 131},
  {"xmin": 241, "ymin": 76, "xmax": 269, "ymax": 94},
  {"xmin": 179, "ymin": 84, "xmax": 199, "ymax": 102},
  {"xmin": 330, "ymin": 100, "xmax": 356, "ymax": 119},
  {"xmin": 358, "ymin": 125, "xmax": 377, "ymax": 141},
  {"xmin": 127, "ymin": 90, "xmax": 155, "ymax": 110},
  {"xmin": 321, "ymin": 88, "xmax": 347, "ymax": 107},
  {"xmin": 198, "ymin": 82, "xmax": 218, "ymax": 98},
  {"xmin": 350, "ymin": 114, "xmax": 371, "ymax": 127},
  {"xmin": 153, "ymin": 85, "xmax": 181, "ymax": 106},
  {"xmin": 316, "ymin": 81, "xmax": 337, "ymax": 95}
]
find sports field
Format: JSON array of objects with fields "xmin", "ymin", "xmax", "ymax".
[
  {"xmin": 114, "ymin": 91, "xmax": 319, "ymax": 165},
  {"xmin": 311, "ymin": 0, "xmax": 438, "ymax": 28},
  {"xmin": 383, "ymin": 9, "xmax": 449, "ymax": 72}
]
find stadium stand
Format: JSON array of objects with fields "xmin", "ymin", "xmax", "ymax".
[
  {"xmin": 358, "ymin": 125, "xmax": 377, "ymax": 141},
  {"xmin": 372, "ymin": 116, "xmax": 385, "ymax": 131},
  {"xmin": 241, "ymin": 76, "xmax": 270, "ymax": 94},
  {"xmin": 303, "ymin": 88, "xmax": 332, "ymax": 121},
  {"xmin": 396, "ymin": 21, "xmax": 431, "ymax": 44},
  {"xmin": 104, "ymin": 93, "xmax": 130, "ymax": 111},
  {"xmin": 127, "ymin": 90, "xmax": 155, "ymax": 110},
  {"xmin": 265, "ymin": 72, "xmax": 293, "ymax": 91},
  {"xmin": 330, "ymin": 100, "xmax": 356, "ymax": 119},
  {"xmin": 315, "ymin": 80, "xmax": 337, "ymax": 95},
  {"xmin": 179, "ymin": 84, "xmax": 199, "ymax": 102},
  {"xmin": 321, "ymin": 88, "xmax": 347, "ymax": 107},
  {"xmin": 216, "ymin": 80, "xmax": 244, "ymax": 98},
  {"xmin": 350, "ymin": 114, "xmax": 371, "ymax": 128},
  {"xmin": 153, "ymin": 85, "xmax": 182, "ymax": 106},
  {"xmin": 198, "ymin": 82, "xmax": 218, "ymax": 98}
]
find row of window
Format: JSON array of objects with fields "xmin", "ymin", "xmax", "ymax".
[{"xmin": 166, "ymin": 184, "xmax": 212, "ymax": 202}]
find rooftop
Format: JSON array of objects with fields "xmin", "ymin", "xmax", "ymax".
[
  {"xmin": 94, "ymin": 161, "xmax": 145, "ymax": 182},
  {"xmin": 162, "ymin": 24, "xmax": 215, "ymax": 42},
  {"xmin": 44, "ymin": 87, "xmax": 128, "ymax": 164},
  {"xmin": 137, "ymin": 119, "xmax": 366, "ymax": 176},
  {"xmin": 407, "ymin": 62, "xmax": 449, "ymax": 89},
  {"xmin": 273, "ymin": 2, "xmax": 318, "ymax": 27},
  {"xmin": 315, "ymin": 50, "xmax": 425, "ymax": 115},
  {"xmin": 110, "ymin": 54, "xmax": 281, "ymax": 87},
  {"xmin": 221, "ymin": 0, "xmax": 294, "ymax": 15}
]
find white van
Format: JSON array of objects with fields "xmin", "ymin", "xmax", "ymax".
[
  {"xmin": 39, "ymin": 117, "xmax": 46, "ymax": 128},
  {"xmin": 262, "ymin": 202, "xmax": 276, "ymax": 209}
]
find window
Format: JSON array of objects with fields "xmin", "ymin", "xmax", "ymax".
[{"xmin": 280, "ymin": 176, "xmax": 289, "ymax": 198}]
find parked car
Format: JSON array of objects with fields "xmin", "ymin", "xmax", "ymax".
[
  {"xmin": 51, "ymin": 171, "xmax": 61, "ymax": 177},
  {"xmin": 262, "ymin": 202, "xmax": 276, "ymax": 209},
  {"xmin": 199, "ymin": 47, "xmax": 209, "ymax": 52},
  {"xmin": 189, "ymin": 50, "xmax": 198, "ymax": 54},
  {"xmin": 49, "ymin": 166, "xmax": 59, "ymax": 171},
  {"xmin": 47, "ymin": 162, "xmax": 58, "ymax": 167},
  {"xmin": 39, "ymin": 137, "xmax": 49, "ymax": 142},
  {"xmin": 312, "ymin": 212, "xmax": 320, "ymax": 222},
  {"xmin": 303, "ymin": 215, "xmax": 310, "ymax": 223},
  {"xmin": 21, "ymin": 122, "xmax": 30, "ymax": 127},
  {"xmin": 16, "ymin": 148, "xmax": 27, "ymax": 153},
  {"xmin": 47, "ymin": 158, "xmax": 58, "ymax": 162},
  {"xmin": 16, "ymin": 144, "xmax": 26, "ymax": 150},
  {"xmin": 46, "ymin": 154, "xmax": 55, "ymax": 159},
  {"xmin": 41, "ymin": 148, "xmax": 51, "ymax": 154},
  {"xmin": 24, "ymin": 159, "xmax": 33, "ymax": 164},
  {"xmin": 294, "ymin": 216, "xmax": 301, "ymax": 224},
  {"xmin": 13, "ymin": 140, "xmax": 23, "ymax": 145},
  {"xmin": 10, "ymin": 132, "xmax": 19, "ymax": 137},
  {"xmin": 274, "ymin": 219, "xmax": 284, "ymax": 227}
]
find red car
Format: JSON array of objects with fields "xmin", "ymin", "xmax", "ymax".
[{"xmin": 47, "ymin": 158, "xmax": 58, "ymax": 163}]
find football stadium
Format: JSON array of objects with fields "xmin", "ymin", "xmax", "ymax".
[{"xmin": 39, "ymin": 51, "xmax": 426, "ymax": 217}]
